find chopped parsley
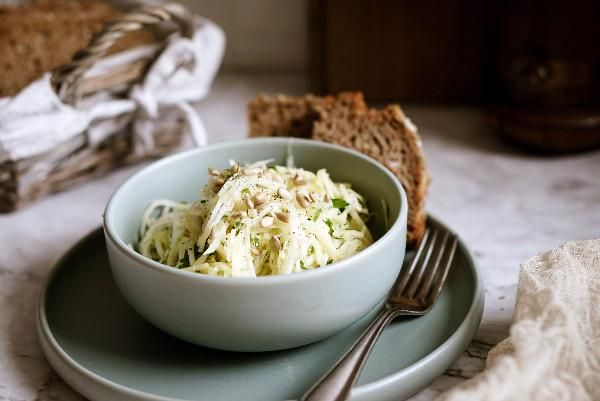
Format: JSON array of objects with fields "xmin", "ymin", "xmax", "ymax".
[
  {"xmin": 250, "ymin": 236, "xmax": 259, "ymax": 247},
  {"xmin": 300, "ymin": 261, "xmax": 307, "ymax": 270},
  {"xmin": 312, "ymin": 208, "xmax": 322, "ymax": 221},
  {"xmin": 332, "ymin": 198, "xmax": 349, "ymax": 210},
  {"xmin": 233, "ymin": 221, "xmax": 245, "ymax": 234},
  {"xmin": 325, "ymin": 219, "xmax": 334, "ymax": 235},
  {"xmin": 178, "ymin": 255, "xmax": 190, "ymax": 268}
]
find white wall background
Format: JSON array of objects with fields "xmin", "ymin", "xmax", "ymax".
[{"xmin": 178, "ymin": 0, "xmax": 308, "ymax": 72}]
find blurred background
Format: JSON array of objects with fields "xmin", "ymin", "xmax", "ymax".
[
  {"xmin": 178, "ymin": 0, "xmax": 307, "ymax": 74},
  {"xmin": 181, "ymin": 0, "xmax": 600, "ymax": 153}
]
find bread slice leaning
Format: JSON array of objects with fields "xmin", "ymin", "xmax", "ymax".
[
  {"xmin": 313, "ymin": 104, "xmax": 428, "ymax": 246},
  {"xmin": 247, "ymin": 93, "xmax": 429, "ymax": 247}
]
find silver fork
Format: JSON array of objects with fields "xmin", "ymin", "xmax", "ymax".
[{"xmin": 300, "ymin": 226, "xmax": 459, "ymax": 401}]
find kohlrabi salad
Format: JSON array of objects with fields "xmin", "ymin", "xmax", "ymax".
[{"xmin": 137, "ymin": 160, "xmax": 373, "ymax": 277}]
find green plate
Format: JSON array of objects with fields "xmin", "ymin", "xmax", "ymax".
[{"xmin": 37, "ymin": 218, "xmax": 483, "ymax": 401}]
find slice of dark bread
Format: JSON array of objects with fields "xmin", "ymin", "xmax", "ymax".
[
  {"xmin": 247, "ymin": 92, "xmax": 429, "ymax": 247},
  {"xmin": 313, "ymin": 104, "xmax": 429, "ymax": 246},
  {"xmin": 247, "ymin": 92, "xmax": 367, "ymax": 138}
]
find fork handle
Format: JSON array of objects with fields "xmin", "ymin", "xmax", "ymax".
[{"xmin": 300, "ymin": 307, "xmax": 400, "ymax": 401}]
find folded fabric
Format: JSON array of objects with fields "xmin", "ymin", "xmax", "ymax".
[
  {"xmin": 437, "ymin": 239, "xmax": 600, "ymax": 401},
  {"xmin": 0, "ymin": 15, "xmax": 224, "ymax": 163}
]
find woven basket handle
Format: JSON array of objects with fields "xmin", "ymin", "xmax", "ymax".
[{"xmin": 51, "ymin": 2, "xmax": 194, "ymax": 105}]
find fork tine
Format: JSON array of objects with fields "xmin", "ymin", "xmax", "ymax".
[
  {"xmin": 393, "ymin": 228, "xmax": 431, "ymax": 295},
  {"xmin": 425, "ymin": 235, "xmax": 458, "ymax": 304},
  {"xmin": 404, "ymin": 228, "xmax": 439, "ymax": 298},
  {"xmin": 415, "ymin": 231, "xmax": 450, "ymax": 301}
]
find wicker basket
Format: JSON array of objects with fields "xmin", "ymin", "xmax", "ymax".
[{"xmin": 0, "ymin": 3, "xmax": 197, "ymax": 213}]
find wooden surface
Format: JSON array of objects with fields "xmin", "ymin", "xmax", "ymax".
[
  {"xmin": 309, "ymin": 0, "xmax": 489, "ymax": 102},
  {"xmin": 309, "ymin": 0, "xmax": 600, "ymax": 107}
]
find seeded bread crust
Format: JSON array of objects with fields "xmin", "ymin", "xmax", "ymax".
[
  {"xmin": 0, "ymin": 0, "xmax": 154, "ymax": 98},
  {"xmin": 247, "ymin": 93, "xmax": 429, "ymax": 247}
]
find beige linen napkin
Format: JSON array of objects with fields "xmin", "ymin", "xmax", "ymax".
[{"xmin": 438, "ymin": 239, "xmax": 600, "ymax": 401}]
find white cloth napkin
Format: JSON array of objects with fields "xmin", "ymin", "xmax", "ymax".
[
  {"xmin": 0, "ymin": 16, "xmax": 224, "ymax": 163},
  {"xmin": 438, "ymin": 239, "xmax": 600, "ymax": 401}
]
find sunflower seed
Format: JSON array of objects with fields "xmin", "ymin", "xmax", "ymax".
[
  {"xmin": 245, "ymin": 196, "xmax": 255, "ymax": 210},
  {"xmin": 208, "ymin": 168, "xmax": 221, "ymax": 177},
  {"xmin": 309, "ymin": 192, "xmax": 321, "ymax": 202},
  {"xmin": 252, "ymin": 192, "xmax": 267, "ymax": 206},
  {"xmin": 275, "ymin": 212, "xmax": 290, "ymax": 222},
  {"xmin": 271, "ymin": 236, "xmax": 282, "ymax": 251},
  {"xmin": 294, "ymin": 174, "xmax": 307, "ymax": 185},
  {"xmin": 296, "ymin": 192, "xmax": 310, "ymax": 208},
  {"xmin": 243, "ymin": 168, "xmax": 261, "ymax": 176}
]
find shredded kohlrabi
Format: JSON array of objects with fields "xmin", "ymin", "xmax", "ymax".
[{"xmin": 137, "ymin": 160, "xmax": 373, "ymax": 277}]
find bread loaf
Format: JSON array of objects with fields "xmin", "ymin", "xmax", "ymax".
[
  {"xmin": 0, "ymin": 0, "xmax": 154, "ymax": 98},
  {"xmin": 247, "ymin": 93, "xmax": 429, "ymax": 246}
]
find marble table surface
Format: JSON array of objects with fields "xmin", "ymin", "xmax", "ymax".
[{"xmin": 1, "ymin": 73, "xmax": 599, "ymax": 401}]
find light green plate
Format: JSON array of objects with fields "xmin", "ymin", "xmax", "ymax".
[{"xmin": 37, "ymin": 217, "xmax": 483, "ymax": 401}]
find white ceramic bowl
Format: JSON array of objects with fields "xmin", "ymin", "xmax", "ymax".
[{"xmin": 103, "ymin": 138, "xmax": 407, "ymax": 351}]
